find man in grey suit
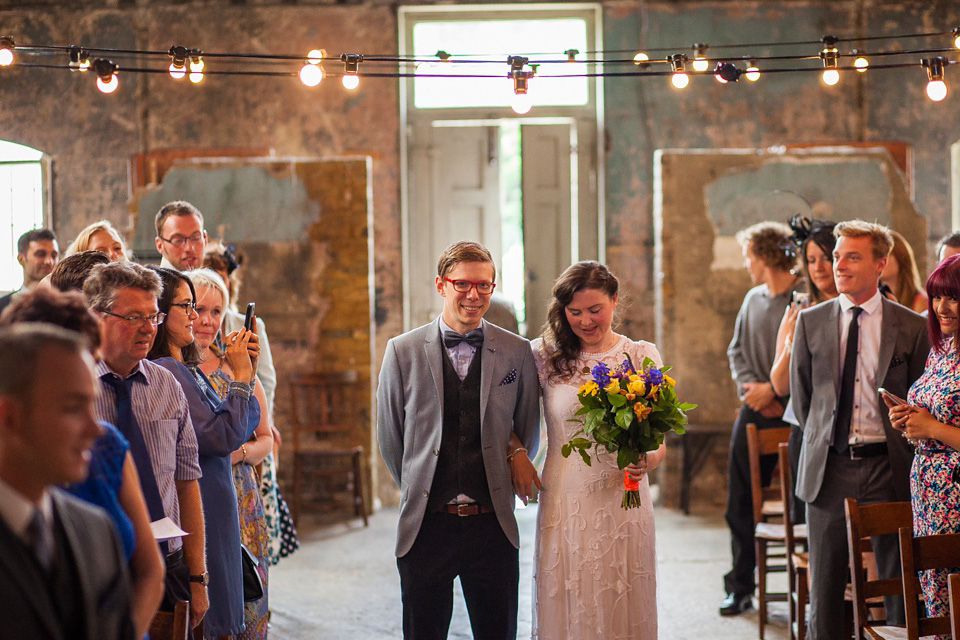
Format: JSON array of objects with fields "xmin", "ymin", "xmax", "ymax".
[
  {"xmin": 791, "ymin": 220, "xmax": 929, "ymax": 640},
  {"xmin": 377, "ymin": 241, "xmax": 540, "ymax": 640},
  {"xmin": 0, "ymin": 324, "xmax": 135, "ymax": 640}
]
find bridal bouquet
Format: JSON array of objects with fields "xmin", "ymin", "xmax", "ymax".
[{"xmin": 562, "ymin": 354, "xmax": 695, "ymax": 509}]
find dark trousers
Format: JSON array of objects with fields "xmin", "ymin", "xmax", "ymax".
[
  {"xmin": 806, "ymin": 450, "xmax": 903, "ymax": 640},
  {"xmin": 723, "ymin": 404, "xmax": 783, "ymax": 596},
  {"xmin": 397, "ymin": 511, "xmax": 519, "ymax": 640},
  {"xmin": 788, "ymin": 424, "xmax": 807, "ymax": 526},
  {"xmin": 160, "ymin": 547, "xmax": 191, "ymax": 611}
]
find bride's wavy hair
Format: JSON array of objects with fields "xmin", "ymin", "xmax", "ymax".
[{"xmin": 541, "ymin": 261, "xmax": 620, "ymax": 382}]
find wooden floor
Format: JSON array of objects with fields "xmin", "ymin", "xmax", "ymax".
[{"xmin": 268, "ymin": 502, "xmax": 791, "ymax": 640}]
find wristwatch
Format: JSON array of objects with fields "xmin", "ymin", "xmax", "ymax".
[{"xmin": 189, "ymin": 572, "xmax": 210, "ymax": 586}]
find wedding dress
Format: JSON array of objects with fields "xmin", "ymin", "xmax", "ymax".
[{"xmin": 531, "ymin": 334, "xmax": 660, "ymax": 640}]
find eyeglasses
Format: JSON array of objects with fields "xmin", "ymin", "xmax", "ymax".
[
  {"xmin": 443, "ymin": 278, "xmax": 496, "ymax": 295},
  {"xmin": 169, "ymin": 301, "xmax": 197, "ymax": 313},
  {"xmin": 99, "ymin": 310, "xmax": 166, "ymax": 327},
  {"xmin": 158, "ymin": 232, "xmax": 204, "ymax": 248}
]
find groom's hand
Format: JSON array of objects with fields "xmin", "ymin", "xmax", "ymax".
[{"xmin": 509, "ymin": 453, "xmax": 542, "ymax": 505}]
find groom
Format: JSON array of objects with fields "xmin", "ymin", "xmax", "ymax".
[{"xmin": 377, "ymin": 240, "xmax": 541, "ymax": 640}]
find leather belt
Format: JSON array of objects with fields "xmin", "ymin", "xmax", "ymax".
[
  {"xmin": 848, "ymin": 442, "xmax": 888, "ymax": 460},
  {"xmin": 165, "ymin": 547, "xmax": 184, "ymax": 564},
  {"xmin": 441, "ymin": 503, "xmax": 494, "ymax": 517}
]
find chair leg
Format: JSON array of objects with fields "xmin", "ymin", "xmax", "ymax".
[
  {"xmin": 757, "ymin": 537, "xmax": 767, "ymax": 640},
  {"xmin": 351, "ymin": 449, "xmax": 368, "ymax": 527},
  {"xmin": 796, "ymin": 564, "xmax": 808, "ymax": 640}
]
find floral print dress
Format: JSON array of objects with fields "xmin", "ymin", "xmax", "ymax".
[{"xmin": 907, "ymin": 341, "xmax": 960, "ymax": 621}]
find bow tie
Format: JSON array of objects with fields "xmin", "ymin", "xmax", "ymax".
[{"xmin": 443, "ymin": 328, "xmax": 484, "ymax": 349}]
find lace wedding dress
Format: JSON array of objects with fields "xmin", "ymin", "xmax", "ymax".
[{"xmin": 531, "ymin": 334, "xmax": 660, "ymax": 640}]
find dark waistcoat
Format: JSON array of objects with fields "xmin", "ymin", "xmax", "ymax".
[{"xmin": 428, "ymin": 344, "xmax": 493, "ymax": 511}]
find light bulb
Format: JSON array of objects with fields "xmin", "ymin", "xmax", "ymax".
[
  {"xmin": 633, "ymin": 52, "xmax": 649, "ymax": 65},
  {"xmin": 168, "ymin": 62, "xmax": 186, "ymax": 79},
  {"xmin": 746, "ymin": 65, "xmax": 760, "ymax": 82},
  {"xmin": 715, "ymin": 73, "xmax": 727, "ymax": 84},
  {"xmin": 342, "ymin": 74, "xmax": 359, "ymax": 90},
  {"xmin": 189, "ymin": 57, "xmax": 204, "ymax": 84},
  {"xmin": 822, "ymin": 69, "xmax": 840, "ymax": 85},
  {"xmin": 692, "ymin": 56, "xmax": 708, "ymax": 72},
  {"xmin": 0, "ymin": 48, "xmax": 13, "ymax": 67},
  {"xmin": 78, "ymin": 58, "xmax": 90, "ymax": 72},
  {"xmin": 955, "ymin": 33, "xmax": 960, "ymax": 50},
  {"xmin": 854, "ymin": 56, "xmax": 869, "ymax": 72},
  {"xmin": 97, "ymin": 74, "xmax": 118, "ymax": 94},
  {"xmin": 307, "ymin": 49, "xmax": 324, "ymax": 64},
  {"xmin": 671, "ymin": 72, "xmax": 689, "ymax": 89},
  {"xmin": 299, "ymin": 63, "xmax": 324, "ymax": 87},
  {"xmin": 511, "ymin": 93, "xmax": 532, "ymax": 115},
  {"xmin": 927, "ymin": 79, "xmax": 948, "ymax": 102}
]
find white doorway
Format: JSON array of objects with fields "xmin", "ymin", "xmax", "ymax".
[{"xmin": 399, "ymin": 4, "xmax": 603, "ymax": 337}]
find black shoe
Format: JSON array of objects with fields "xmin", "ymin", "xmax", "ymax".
[{"xmin": 718, "ymin": 592, "xmax": 754, "ymax": 616}]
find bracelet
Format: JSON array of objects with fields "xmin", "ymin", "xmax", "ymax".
[
  {"xmin": 241, "ymin": 444, "xmax": 248, "ymax": 463},
  {"xmin": 507, "ymin": 446, "xmax": 527, "ymax": 462}
]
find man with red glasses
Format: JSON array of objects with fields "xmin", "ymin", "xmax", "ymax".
[{"xmin": 377, "ymin": 240, "xmax": 540, "ymax": 639}]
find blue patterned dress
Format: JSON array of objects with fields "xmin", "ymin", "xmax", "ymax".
[{"xmin": 907, "ymin": 340, "xmax": 960, "ymax": 620}]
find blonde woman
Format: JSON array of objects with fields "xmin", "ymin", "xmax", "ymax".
[{"xmin": 65, "ymin": 220, "xmax": 130, "ymax": 262}]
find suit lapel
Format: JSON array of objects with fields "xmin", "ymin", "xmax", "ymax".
[
  {"xmin": 423, "ymin": 319, "xmax": 445, "ymax": 406},
  {"xmin": 0, "ymin": 507, "xmax": 62, "ymax": 639},
  {"xmin": 876, "ymin": 298, "xmax": 899, "ymax": 385},
  {"xmin": 479, "ymin": 321, "xmax": 498, "ymax": 425},
  {"xmin": 825, "ymin": 299, "xmax": 842, "ymax": 391},
  {"xmin": 52, "ymin": 491, "xmax": 98, "ymax": 640}
]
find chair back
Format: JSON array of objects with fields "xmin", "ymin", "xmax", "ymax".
[
  {"xmin": 844, "ymin": 498, "xmax": 912, "ymax": 638},
  {"xmin": 148, "ymin": 600, "xmax": 189, "ymax": 640},
  {"xmin": 289, "ymin": 370, "xmax": 359, "ymax": 451},
  {"xmin": 899, "ymin": 526, "xmax": 960, "ymax": 640},
  {"xmin": 949, "ymin": 572, "xmax": 960, "ymax": 639},
  {"xmin": 746, "ymin": 423, "xmax": 791, "ymax": 525}
]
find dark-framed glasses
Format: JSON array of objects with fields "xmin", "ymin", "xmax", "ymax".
[
  {"xmin": 99, "ymin": 310, "xmax": 166, "ymax": 327},
  {"xmin": 158, "ymin": 232, "xmax": 204, "ymax": 248},
  {"xmin": 169, "ymin": 301, "xmax": 198, "ymax": 313},
  {"xmin": 443, "ymin": 278, "xmax": 496, "ymax": 295}
]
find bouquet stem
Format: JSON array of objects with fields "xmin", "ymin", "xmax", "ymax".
[{"xmin": 622, "ymin": 471, "xmax": 641, "ymax": 509}]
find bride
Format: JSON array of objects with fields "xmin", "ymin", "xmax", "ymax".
[{"xmin": 509, "ymin": 261, "xmax": 664, "ymax": 639}]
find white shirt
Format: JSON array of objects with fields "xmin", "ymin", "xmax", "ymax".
[
  {"xmin": 439, "ymin": 318, "xmax": 481, "ymax": 380},
  {"xmin": 838, "ymin": 290, "xmax": 885, "ymax": 444},
  {"xmin": 0, "ymin": 477, "xmax": 52, "ymax": 545}
]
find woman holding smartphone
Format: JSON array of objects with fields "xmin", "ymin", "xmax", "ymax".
[{"xmin": 888, "ymin": 254, "xmax": 960, "ymax": 623}]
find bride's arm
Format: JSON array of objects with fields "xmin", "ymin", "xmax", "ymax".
[
  {"xmin": 625, "ymin": 443, "xmax": 666, "ymax": 481},
  {"xmin": 507, "ymin": 431, "xmax": 542, "ymax": 504}
]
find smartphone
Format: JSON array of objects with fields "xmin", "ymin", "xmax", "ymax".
[
  {"xmin": 243, "ymin": 302, "xmax": 256, "ymax": 331},
  {"xmin": 878, "ymin": 387, "xmax": 906, "ymax": 406}
]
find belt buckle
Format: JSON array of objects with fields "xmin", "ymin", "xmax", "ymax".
[
  {"xmin": 456, "ymin": 503, "xmax": 471, "ymax": 517},
  {"xmin": 849, "ymin": 446, "xmax": 863, "ymax": 461}
]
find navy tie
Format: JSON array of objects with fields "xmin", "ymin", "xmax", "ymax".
[
  {"xmin": 443, "ymin": 328, "xmax": 484, "ymax": 349},
  {"xmin": 26, "ymin": 507, "xmax": 52, "ymax": 570},
  {"xmin": 833, "ymin": 307, "xmax": 863, "ymax": 454},
  {"xmin": 100, "ymin": 372, "xmax": 168, "ymax": 552}
]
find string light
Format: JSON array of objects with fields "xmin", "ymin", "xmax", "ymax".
[
  {"xmin": 692, "ymin": 44, "xmax": 709, "ymax": 72},
  {"xmin": 0, "ymin": 37, "xmax": 14, "ymax": 67},
  {"xmin": 633, "ymin": 52, "xmax": 650, "ymax": 68},
  {"xmin": 745, "ymin": 60, "xmax": 761, "ymax": 82},
  {"xmin": 820, "ymin": 35, "xmax": 840, "ymax": 85},
  {"xmin": 189, "ymin": 52, "xmax": 204, "ymax": 84},
  {"xmin": 565, "ymin": 48, "xmax": 579, "ymax": 63},
  {"xmin": 340, "ymin": 53, "xmax": 362, "ymax": 90},
  {"xmin": 669, "ymin": 53, "xmax": 688, "ymax": 89},
  {"xmin": 714, "ymin": 62, "xmax": 741, "ymax": 84},
  {"xmin": 93, "ymin": 58, "xmax": 118, "ymax": 94},
  {"xmin": 68, "ymin": 46, "xmax": 90, "ymax": 72},
  {"xmin": 923, "ymin": 56, "xmax": 948, "ymax": 101},
  {"xmin": 168, "ymin": 45, "xmax": 187, "ymax": 80},
  {"xmin": 953, "ymin": 27, "xmax": 960, "ymax": 50},
  {"xmin": 299, "ymin": 49, "xmax": 325, "ymax": 87},
  {"xmin": 852, "ymin": 49, "xmax": 869, "ymax": 72}
]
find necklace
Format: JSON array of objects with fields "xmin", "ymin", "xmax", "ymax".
[{"xmin": 581, "ymin": 332, "xmax": 620, "ymax": 356}]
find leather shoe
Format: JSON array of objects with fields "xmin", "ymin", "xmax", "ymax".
[{"xmin": 718, "ymin": 592, "xmax": 753, "ymax": 616}]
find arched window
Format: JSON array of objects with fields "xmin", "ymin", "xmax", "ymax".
[{"xmin": 0, "ymin": 141, "xmax": 48, "ymax": 292}]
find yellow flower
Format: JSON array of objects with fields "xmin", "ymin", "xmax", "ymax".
[
  {"xmin": 625, "ymin": 393, "xmax": 636, "ymax": 401},
  {"xmin": 633, "ymin": 402, "xmax": 652, "ymax": 421},
  {"xmin": 579, "ymin": 381, "xmax": 599, "ymax": 396},
  {"xmin": 627, "ymin": 378, "xmax": 646, "ymax": 396},
  {"xmin": 605, "ymin": 379, "xmax": 621, "ymax": 395},
  {"xmin": 664, "ymin": 375, "xmax": 676, "ymax": 387}
]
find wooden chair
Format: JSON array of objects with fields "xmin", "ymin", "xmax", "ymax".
[
  {"xmin": 948, "ymin": 572, "xmax": 960, "ymax": 639},
  {"xmin": 778, "ymin": 443, "xmax": 809, "ymax": 640},
  {"xmin": 746, "ymin": 423, "xmax": 796, "ymax": 639},
  {"xmin": 899, "ymin": 526, "xmax": 960, "ymax": 639},
  {"xmin": 289, "ymin": 370, "xmax": 368, "ymax": 526},
  {"xmin": 844, "ymin": 499, "xmax": 912, "ymax": 640},
  {"xmin": 148, "ymin": 600, "xmax": 189, "ymax": 640}
]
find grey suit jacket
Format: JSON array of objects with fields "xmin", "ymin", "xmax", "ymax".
[
  {"xmin": 790, "ymin": 296, "xmax": 929, "ymax": 503},
  {"xmin": 0, "ymin": 488, "xmax": 135, "ymax": 640},
  {"xmin": 377, "ymin": 318, "xmax": 541, "ymax": 557}
]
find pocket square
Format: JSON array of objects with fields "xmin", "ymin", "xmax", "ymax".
[
  {"xmin": 890, "ymin": 355, "xmax": 904, "ymax": 368},
  {"xmin": 499, "ymin": 369, "xmax": 518, "ymax": 386}
]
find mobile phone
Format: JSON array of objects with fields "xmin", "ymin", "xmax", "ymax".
[
  {"xmin": 878, "ymin": 387, "xmax": 906, "ymax": 406},
  {"xmin": 243, "ymin": 302, "xmax": 256, "ymax": 331}
]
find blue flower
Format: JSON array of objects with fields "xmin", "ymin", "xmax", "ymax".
[
  {"xmin": 591, "ymin": 362, "xmax": 611, "ymax": 387},
  {"xmin": 646, "ymin": 368, "xmax": 664, "ymax": 386}
]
